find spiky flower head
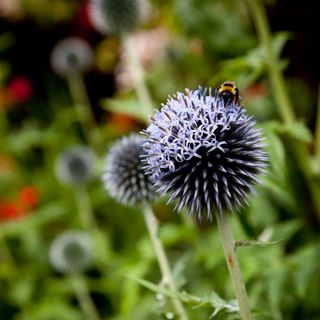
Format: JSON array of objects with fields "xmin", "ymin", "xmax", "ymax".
[
  {"xmin": 89, "ymin": 0, "xmax": 148, "ymax": 35},
  {"xmin": 102, "ymin": 133, "xmax": 156, "ymax": 207},
  {"xmin": 49, "ymin": 230, "xmax": 94, "ymax": 274},
  {"xmin": 55, "ymin": 146, "xmax": 96, "ymax": 186},
  {"xmin": 50, "ymin": 37, "xmax": 93, "ymax": 76},
  {"xmin": 142, "ymin": 86, "xmax": 268, "ymax": 220}
]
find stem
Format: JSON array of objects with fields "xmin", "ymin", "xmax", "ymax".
[
  {"xmin": 142, "ymin": 205, "xmax": 189, "ymax": 320},
  {"xmin": 315, "ymin": 84, "xmax": 320, "ymax": 161},
  {"xmin": 70, "ymin": 273, "xmax": 102, "ymax": 320},
  {"xmin": 122, "ymin": 34, "xmax": 154, "ymax": 118},
  {"xmin": 66, "ymin": 71, "xmax": 102, "ymax": 151},
  {"xmin": 74, "ymin": 186, "xmax": 98, "ymax": 231},
  {"xmin": 245, "ymin": 0, "xmax": 295, "ymax": 124},
  {"xmin": 246, "ymin": 0, "xmax": 320, "ymax": 218},
  {"xmin": 215, "ymin": 212, "xmax": 252, "ymax": 320}
]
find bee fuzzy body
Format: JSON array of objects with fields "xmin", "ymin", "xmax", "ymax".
[{"xmin": 215, "ymin": 81, "xmax": 240, "ymax": 106}]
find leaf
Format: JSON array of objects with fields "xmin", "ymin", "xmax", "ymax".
[
  {"xmin": 101, "ymin": 97, "xmax": 151, "ymax": 122},
  {"xmin": 0, "ymin": 33, "xmax": 14, "ymax": 52},
  {"xmin": 282, "ymin": 122, "xmax": 313, "ymax": 144},
  {"xmin": 234, "ymin": 238, "xmax": 283, "ymax": 248},
  {"xmin": 130, "ymin": 277, "xmax": 239, "ymax": 317},
  {"xmin": 0, "ymin": 204, "xmax": 65, "ymax": 237},
  {"xmin": 263, "ymin": 130, "xmax": 286, "ymax": 182}
]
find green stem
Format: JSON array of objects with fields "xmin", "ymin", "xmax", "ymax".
[
  {"xmin": 122, "ymin": 34, "xmax": 154, "ymax": 118},
  {"xmin": 215, "ymin": 212, "xmax": 252, "ymax": 320},
  {"xmin": 246, "ymin": 0, "xmax": 320, "ymax": 218},
  {"xmin": 66, "ymin": 71, "xmax": 102, "ymax": 151},
  {"xmin": 245, "ymin": 0, "xmax": 295, "ymax": 124},
  {"xmin": 74, "ymin": 186, "xmax": 98, "ymax": 231},
  {"xmin": 142, "ymin": 205, "xmax": 189, "ymax": 320},
  {"xmin": 70, "ymin": 273, "xmax": 102, "ymax": 320},
  {"xmin": 315, "ymin": 84, "xmax": 320, "ymax": 161}
]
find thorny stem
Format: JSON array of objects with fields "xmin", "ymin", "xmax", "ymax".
[
  {"xmin": 246, "ymin": 0, "xmax": 320, "ymax": 218},
  {"xmin": 67, "ymin": 71, "xmax": 102, "ymax": 151},
  {"xmin": 142, "ymin": 205, "xmax": 189, "ymax": 320},
  {"xmin": 70, "ymin": 272, "xmax": 102, "ymax": 320},
  {"xmin": 215, "ymin": 212, "xmax": 252, "ymax": 320},
  {"xmin": 122, "ymin": 34, "xmax": 154, "ymax": 118},
  {"xmin": 74, "ymin": 186, "xmax": 98, "ymax": 231}
]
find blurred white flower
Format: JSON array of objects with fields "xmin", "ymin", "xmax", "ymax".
[
  {"xmin": 88, "ymin": 0, "xmax": 151, "ymax": 35},
  {"xmin": 50, "ymin": 37, "xmax": 93, "ymax": 76},
  {"xmin": 49, "ymin": 230, "xmax": 94, "ymax": 274},
  {"xmin": 55, "ymin": 146, "xmax": 96, "ymax": 186}
]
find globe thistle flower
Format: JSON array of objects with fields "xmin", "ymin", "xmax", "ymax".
[
  {"xmin": 102, "ymin": 133, "xmax": 156, "ymax": 206},
  {"xmin": 88, "ymin": 0, "xmax": 149, "ymax": 35},
  {"xmin": 49, "ymin": 230, "xmax": 94, "ymax": 274},
  {"xmin": 50, "ymin": 37, "xmax": 93, "ymax": 76},
  {"xmin": 55, "ymin": 146, "xmax": 96, "ymax": 186},
  {"xmin": 142, "ymin": 86, "xmax": 268, "ymax": 220}
]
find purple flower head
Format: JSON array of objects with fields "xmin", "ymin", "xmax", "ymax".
[
  {"xmin": 102, "ymin": 133, "xmax": 156, "ymax": 207},
  {"xmin": 142, "ymin": 86, "xmax": 268, "ymax": 220}
]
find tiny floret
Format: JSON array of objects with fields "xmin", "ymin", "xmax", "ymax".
[
  {"xmin": 142, "ymin": 86, "xmax": 268, "ymax": 220},
  {"xmin": 102, "ymin": 133, "xmax": 156, "ymax": 206}
]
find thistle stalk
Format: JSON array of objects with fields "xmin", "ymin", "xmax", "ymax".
[
  {"xmin": 142, "ymin": 205, "xmax": 189, "ymax": 320},
  {"xmin": 215, "ymin": 213, "xmax": 252, "ymax": 320}
]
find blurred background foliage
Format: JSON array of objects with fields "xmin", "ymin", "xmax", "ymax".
[{"xmin": 0, "ymin": 0, "xmax": 319, "ymax": 319}]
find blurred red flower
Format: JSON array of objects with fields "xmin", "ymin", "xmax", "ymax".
[
  {"xmin": 19, "ymin": 186, "xmax": 40, "ymax": 209},
  {"xmin": 0, "ymin": 202, "xmax": 23, "ymax": 221},
  {"xmin": 7, "ymin": 75, "xmax": 33, "ymax": 103},
  {"xmin": 0, "ymin": 185, "xmax": 40, "ymax": 223}
]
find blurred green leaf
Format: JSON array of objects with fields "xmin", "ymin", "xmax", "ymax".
[
  {"xmin": 102, "ymin": 97, "xmax": 150, "ymax": 122},
  {"xmin": 0, "ymin": 33, "xmax": 14, "ymax": 52},
  {"xmin": 0, "ymin": 204, "xmax": 65, "ymax": 237},
  {"xmin": 131, "ymin": 276, "xmax": 240, "ymax": 317}
]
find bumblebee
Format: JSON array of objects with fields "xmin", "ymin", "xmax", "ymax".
[{"xmin": 215, "ymin": 81, "xmax": 240, "ymax": 106}]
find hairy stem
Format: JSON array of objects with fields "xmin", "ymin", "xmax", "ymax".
[
  {"xmin": 215, "ymin": 213, "xmax": 252, "ymax": 320},
  {"xmin": 142, "ymin": 205, "xmax": 189, "ymax": 320}
]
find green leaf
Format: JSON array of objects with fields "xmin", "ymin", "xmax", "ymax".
[
  {"xmin": 101, "ymin": 97, "xmax": 151, "ymax": 122},
  {"xmin": 130, "ymin": 277, "xmax": 239, "ymax": 317},
  {"xmin": 282, "ymin": 122, "xmax": 313, "ymax": 144},
  {"xmin": 234, "ymin": 239, "xmax": 283, "ymax": 248},
  {"xmin": 0, "ymin": 204, "xmax": 65, "ymax": 237}
]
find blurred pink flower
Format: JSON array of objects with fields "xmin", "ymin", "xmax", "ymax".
[
  {"xmin": 115, "ymin": 27, "xmax": 171, "ymax": 92},
  {"xmin": 0, "ymin": 0, "xmax": 22, "ymax": 19}
]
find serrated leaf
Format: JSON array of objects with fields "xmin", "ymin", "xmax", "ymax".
[
  {"xmin": 234, "ymin": 238, "xmax": 282, "ymax": 248},
  {"xmin": 130, "ymin": 277, "xmax": 239, "ymax": 317}
]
